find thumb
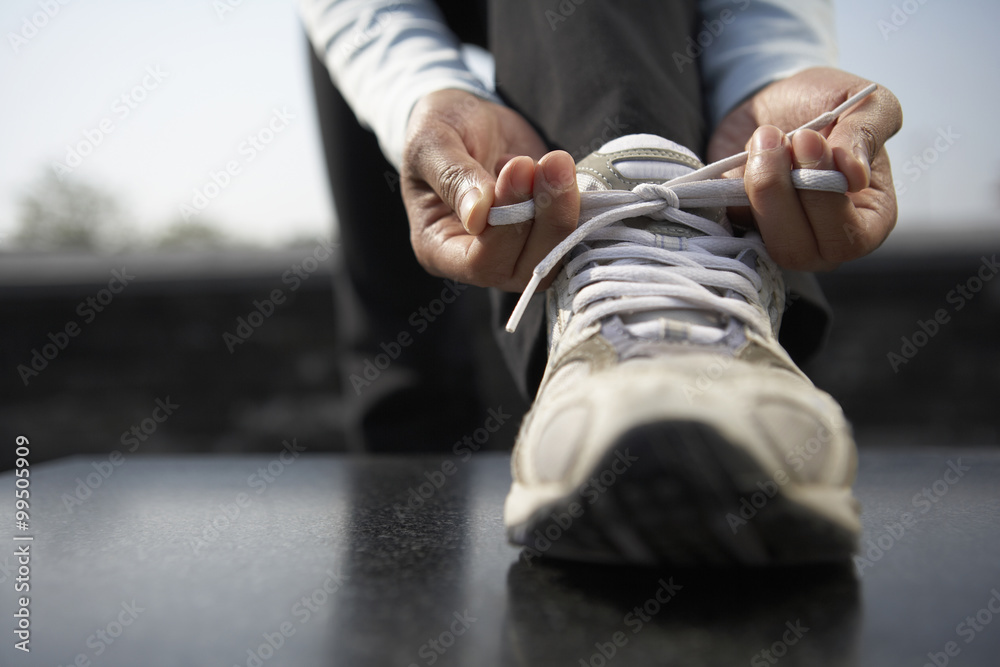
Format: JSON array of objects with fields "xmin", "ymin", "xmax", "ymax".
[
  {"xmin": 412, "ymin": 126, "xmax": 496, "ymax": 235},
  {"xmin": 826, "ymin": 84, "xmax": 902, "ymax": 192}
]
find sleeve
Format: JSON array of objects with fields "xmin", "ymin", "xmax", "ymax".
[
  {"xmin": 298, "ymin": 0, "xmax": 502, "ymax": 170},
  {"xmin": 698, "ymin": 0, "xmax": 838, "ymax": 129}
]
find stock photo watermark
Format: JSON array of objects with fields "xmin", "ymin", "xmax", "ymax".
[
  {"xmin": 877, "ymin": 0, "xmax": 935, "ymax": 41},
  {"xmin": 12, "ymin": 436, "xmax": 33, "ymax": 654},
  {"xmin": 921, "ymin": 588, "xmax": 1000, "ymax": 667},
  {"xmin": 393, "ymin": 407, "xmax": 512, "ymax": 518},
  {"xmin": 54, "ymin": 599, "xmax": 145, "ymax": 666},
  {"xmin": 683, "ymin": 293, "xmax": 801, "ymax": 403},
  {"xmin": 189, "ymin": 439, "xmax": 305, "ymax": 556},
  {"xmin": 385, "ymin": 92, "xmax": 483, "ymax": 194},
  {"xmin": 232, "ymin": 568, "xmax": 347, "ymax": 667},
  {"xmin": 179, "ymin": 107, "xmax": 295, "ymax": 221},
  {"xmin": 61, "ymin": 397, "xmax": 180, "ymax": 513},
  {"xmin": 7, "ymin": 0, "xmax": 73, "ymax": 55},
  {"xmin": 725, "ymin": 422, "xmax": 835, "ymax": 534},
  {"xmin": 893, "ymin": 126, "xmax": 959, "ymax": 197},
  {"xmin": 886, "ymin": 254, "xmax": 997, "ymax": 372},
  {"xmin": 407, "ymin": 610, "xmax": 478, "ymax": 667},
  {"xmin": 51, "ymin": 66, "xmax": 169, "ymax": 179},
  {"xmin": 854, "ymin": 458, "xmax": 971, "ymax": 576},
  {"xmin": 569, "ymin": 116, "xmax": 631, "ymax": 162},
  {"xmin": 337, "ymin": 1, "xmax": 402, "ymax": 58},
  {"xmin": 578, "ymin": 578, "xmax": 683, "ymax": 667},
  {"xmin": 348, "ymin": 278, "xmax": 469, "ymax": 394},
  {"xmin": 212, "ymin": 0, "xmax": 245, "ymax": 21},
  {"xmin": 672, "ymin": 0, "xmax": 752, "ymax": 72},
  {"xmin": 519, "ymin": 448, "xmax": 639, "ymax": 564},
  {"xmin": 16, "ymin": 267, "xmax": 135, "ymax": 387},
  {"xmin": 545, "ymin": 0, "xmax": 588, "ymax": 31},
  {"xmin": 750, "ymin": 620, "xmax": 810, "ymax": 666},
  {"xmin": 223, "ymin": 238, "xmax": 337, "ymax": 352}
]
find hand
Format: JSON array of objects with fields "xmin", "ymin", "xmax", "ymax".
[
  {"xmin": 400, "ymin": 89, "xmax": 580, "ymax": 291},
  {"xmin": 708, "ymin": 67, "xmax": 903, "ymax": 272}
]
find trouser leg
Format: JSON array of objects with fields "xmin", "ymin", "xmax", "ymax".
[
  {"xmin": 308, "ymin": 45, "xmax": 491, "ymax": 452},
  {"xmin": 488, "ymin": 0, "xmax": 830, "ymax": 396}
]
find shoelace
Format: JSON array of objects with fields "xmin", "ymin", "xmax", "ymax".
[{"xmin": 488, "ymin": 85, "xmax": 877, "ymax": 335}]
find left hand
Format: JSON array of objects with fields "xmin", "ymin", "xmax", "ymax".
[{"xmin": 708, "ymin": 67, "xmax": 903, "ymax": 272}]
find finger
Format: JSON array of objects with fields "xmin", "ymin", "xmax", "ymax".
[
  {"xmin": 826, "ymin": 84, "xmax": 903, "ymax": 192},
  {"xmin": 405, "ymin": 121, "xmax": 496, "ymax": 235},
  {"xmin": 790, "ymin": 129, "xmax": 834, "ymax": 170},
  {"xmin": 745, "ymin": 125, "xmax": 826, "ymax": 271},
  {"xmin": 494, "ymin": 154, "xmax": 535, "ymax": 205},
  {"xmin": 839, "ymin": 149, "xmax": 898, "ymax": 257},
  {"xmin": 787, "ymin": 129, "xmax": 856, "ymax": 261},
  {"xmin": 461, "ymin": 155, "xmax": 537, "ymax": 286},
  {"xmin": 514, "ymin": 151, "xmax": 580, "ymax": 288}
]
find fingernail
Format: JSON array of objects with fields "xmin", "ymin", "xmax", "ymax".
[
  {"xmin": 542, "ymin": 158, "xmax": 574, "ymax": 192},
  {"xmin": 752, "ymin": 126, "xmax": 783, "ymax": 153},
  {"xmin": 510, "ymin": 158, "xmax": 534, "ymax": 197},
  {"xmin": 795, "ymin": 134, "xmax": 824, "ymax": 168},
  {"xmin": 458, "ymin": 188, "xmax": 481, "ymax": 231}
]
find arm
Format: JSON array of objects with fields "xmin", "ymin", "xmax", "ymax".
[
  {"xmin": 298, "ymin": 0, "xmax": 501, "ymax": 170},
  {"xmin": 700, "ymin": 0, "xmax": 903, "ymax": 271},
  {"xmin": 699, "ymin": 0, "xmax": 838, "ymax": 131},
  {"xmin": 299, "ymin": 0, "xmax": 580, "ymax": 289}
]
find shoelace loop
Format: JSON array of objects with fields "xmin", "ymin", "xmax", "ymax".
[
  {"xmin": 487, "ymin": 84, "xmax": 878, "ymax": 334},
  {"xmin": 632, "ymin": 182, "xmax": 679, "ymax": 211}
]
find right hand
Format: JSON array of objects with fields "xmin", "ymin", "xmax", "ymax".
[{"xmin": 400, "ymin": 89, "xmax": 580, "ymax": 291}]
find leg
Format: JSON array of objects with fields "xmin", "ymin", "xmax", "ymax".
[
  {"xmin": 491, "ymin": 1, "xmax": 705, "ymax": 156},
  {"xmin": 308, "ymin": 44, "xmax": 491, "ymax": 452},
  {"xmin": 488, "ymin": 3, "xmax": 857, "ymax": 565},
  {"xmin": 488, "ymin": 0, "xmax": 829, "ymax": 395},
  {"xmin": 488, "ymin": 1, "xmax": 705, "ymax": 395}
]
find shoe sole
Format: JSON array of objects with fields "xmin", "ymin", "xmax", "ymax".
[{"xmin": 506, "ymin": 421, "xmax": 859, "ymax": 566}]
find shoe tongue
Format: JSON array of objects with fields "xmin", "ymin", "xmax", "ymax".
[
  {"xmin": 574, "ymin": 134, "xmax": 725, "ymax": 336},
  {"xmin": 575, "ymin": 134, "xmax": 717, "ymax": 238},
  {"xmin": 591, "ymin": 134, "xmax": 701, "ymax": 183},
  {"xmin": 575, "ymin": 134, "xmax": 701, "ymax": 192}
]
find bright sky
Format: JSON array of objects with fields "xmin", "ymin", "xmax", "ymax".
[{"xmin": 1, "ymin": 0, "xmax": 997, "ymax": 249}]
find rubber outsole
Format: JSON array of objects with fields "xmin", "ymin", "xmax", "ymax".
[{"xmin": 507, "ymin": 421, "xmax": 858, "ymax": 566}]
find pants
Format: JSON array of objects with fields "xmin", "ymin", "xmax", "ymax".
[{"xmin": 309, "ymin": 0, "xmax": 831, "ymax": 450}]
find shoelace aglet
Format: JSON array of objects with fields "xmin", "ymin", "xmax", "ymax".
[
  {"xmin": 665, "ymin": 84, "xmax": 878, "ymax": 187},
  {"xmin": 506, "ymin": 272, "xmax": 543, "ymax": 332}
]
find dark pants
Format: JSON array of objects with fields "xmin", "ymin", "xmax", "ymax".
[{"xmin": 308, "ymin": 0, "xmax": 830, "ymax": 450}]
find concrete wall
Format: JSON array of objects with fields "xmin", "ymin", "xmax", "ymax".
[{"xmin": 2, "ymin": 246, "xmax": 997, "ymax": 470}]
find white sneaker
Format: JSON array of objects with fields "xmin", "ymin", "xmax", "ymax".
[{"xmin": 502, "ymin": 135, "xmax": 860, "ymax": 566}]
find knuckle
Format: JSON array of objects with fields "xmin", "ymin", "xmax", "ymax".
[
  {"xmin": 746, "ymin": 165, "xmax": 790, "ymax": 201},
  {"xmin": 819, "ymin": 241, "xmax": 859, "ymax": 266},
  {"xmin": 536, "ymin": 205, "xmax": 578, "ymax": 234},
  {"xmin": 855, "ymin": 122, "xmax": 880, "ymax": 157},
  {"xmin": 436, "ymin": 161, "xmax": 471, "ymax": 207}
]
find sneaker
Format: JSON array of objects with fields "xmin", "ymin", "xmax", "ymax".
[{"xmin": 502, "ymin": 135, "xmax": 860, "ymax": 566}]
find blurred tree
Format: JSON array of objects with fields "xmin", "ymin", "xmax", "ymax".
[
  {"xmin": 155, "ymin": 219, "xmax": 231, "ymax": 250},
  {"xmin": 13, "ymin": 170, "xmax": 128, "ymax": 251},
  {"xmin": 283, "ymin": 233, "xmax": 335, "ymax": 249}
]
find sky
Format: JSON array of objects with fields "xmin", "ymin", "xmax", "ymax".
[{"xmin": 1, "ymin": 0, "xmax": 998, "ymax": 250}]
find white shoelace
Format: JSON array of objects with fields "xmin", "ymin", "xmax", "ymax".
[{"xmin": 487, "ymin": 85, "xmax": 877, "ymax": 335}]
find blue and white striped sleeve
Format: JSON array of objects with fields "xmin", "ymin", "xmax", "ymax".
[
  {"xmin": 299, "ymin": 0, "xmax": 501, "ymax": 170},
  {"xmin": 698, "ymin": 0, "xmax": 838, "ymax": 129}
]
